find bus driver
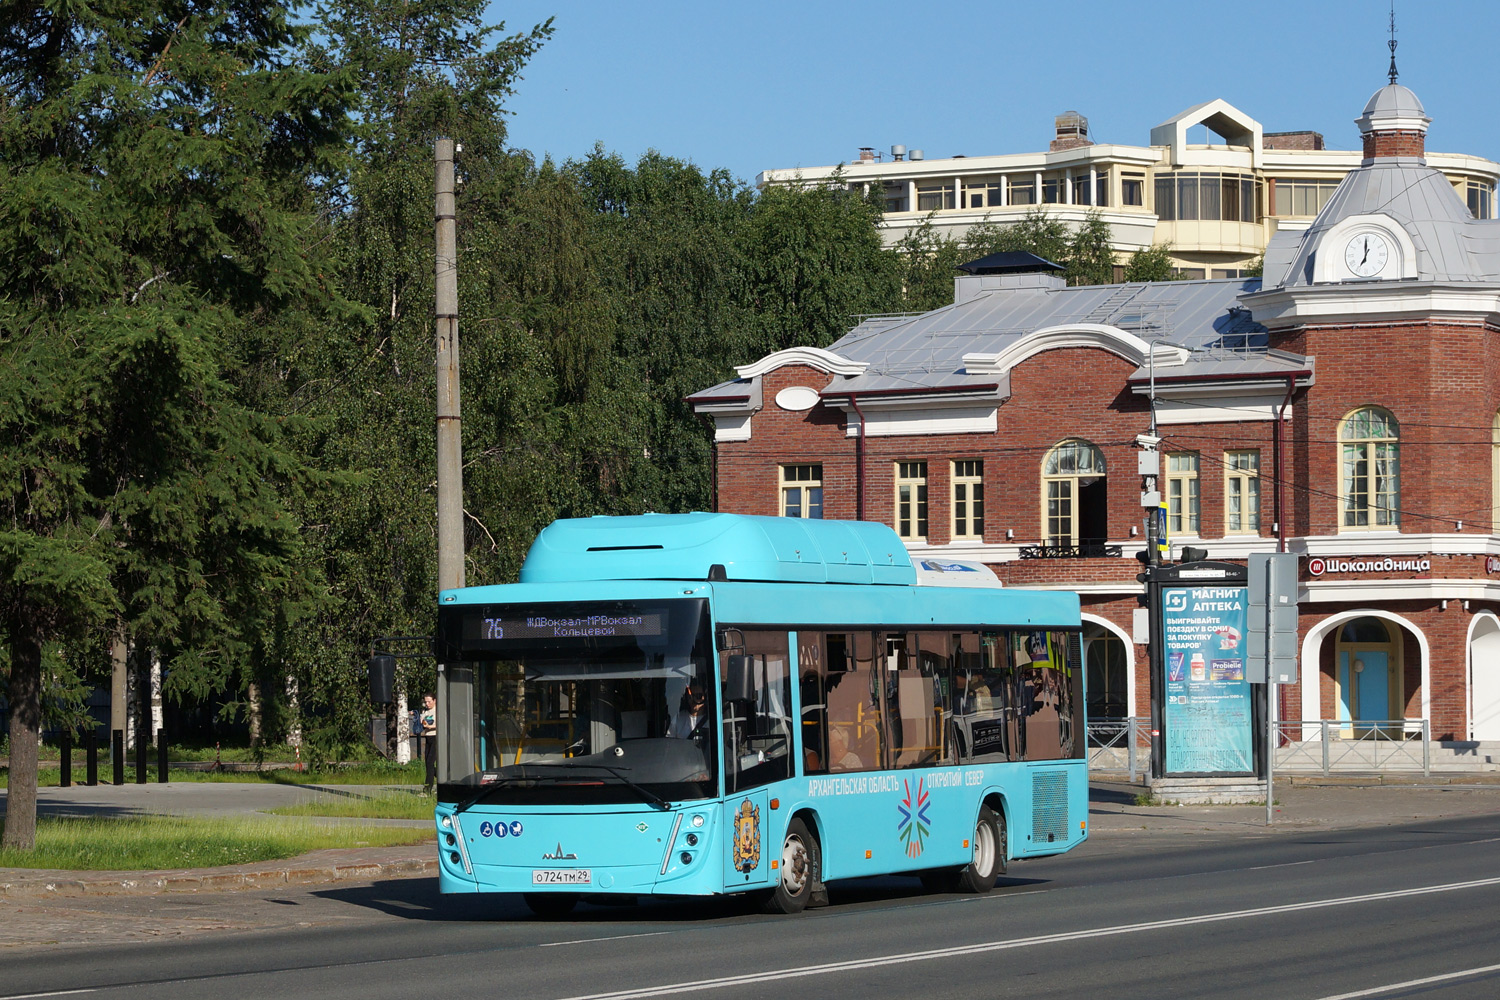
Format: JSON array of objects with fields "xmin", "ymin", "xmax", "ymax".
[{"xmin": 668, "ymin": 684, "xmax": 710, "ymax": 742}]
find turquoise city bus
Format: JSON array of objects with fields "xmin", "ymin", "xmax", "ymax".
[{"xmin": 433, "ymin": 513, "xmax": 1088, "ymax": 916}]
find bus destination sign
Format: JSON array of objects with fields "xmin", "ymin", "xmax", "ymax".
[{"xmin": 462, "ymin": 611, "xmax": 666, "ymax": 643}]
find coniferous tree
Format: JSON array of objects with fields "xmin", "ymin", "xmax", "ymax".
[{"xmin": 0, "ymin": 1, "xmax": 353, "ymax": 848}]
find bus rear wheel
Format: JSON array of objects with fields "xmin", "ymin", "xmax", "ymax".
[
  {"xmin": 956, "ymin": 804, "xmax": 1005, "ymax": 893},
  {"xmin": 762, "ymin": 817, "xmax": 817, "ymax": 914},
  {"xmin": 524, "ymin": 892, "xmax": 579, "ymax": 918}
]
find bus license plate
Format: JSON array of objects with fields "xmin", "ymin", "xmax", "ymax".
[{"xmin": 532, "ymin": 869, "xmax": 591, "ymax": 885}]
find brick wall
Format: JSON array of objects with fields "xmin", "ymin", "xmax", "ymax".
[
  {"xmin": 1363, "ymin": 130, "xmax": 1426, "ymax": 159},
  {"xmin": 1271, "ymin": 319, "xmax": 1500, "ymax": 538}
]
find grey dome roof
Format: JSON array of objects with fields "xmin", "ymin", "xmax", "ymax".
[
  {"xmin": 1356, "ymin": 83, "xmax": 1431, "ymax": 134},
  {"xmin": 1263, "ymin": 159, "xmax": 1500, "ymax": 287},
  {"xmin": 1362, "ymin": 84, "xmax": 1426, "ymax": 119}
]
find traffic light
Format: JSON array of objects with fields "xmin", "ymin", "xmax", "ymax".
[{"xmin": 1179, "ymin": 546, "xmax": 1209, "ymax": 564}]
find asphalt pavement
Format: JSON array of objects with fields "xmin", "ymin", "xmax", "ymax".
[{"xmin": 2, "ymin": 772, "xmax": 1498, "ymax": 900}]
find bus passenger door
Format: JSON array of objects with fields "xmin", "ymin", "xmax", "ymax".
[{"xmin": 722, "ymin": 789, "xmax": 772, "ymax": 889}]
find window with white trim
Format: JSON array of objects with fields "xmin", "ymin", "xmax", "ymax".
[
  {"xmin": 1166, "ymin": 452, "xmax": 1200, "ymax": 535},
  {"xmin": 1340, "ymin": 407, "xmax": 1400, "ymax": 530},
  {"xmin": 1042, "ymin": 440, "xmax": 1107, "ymax": 546},
  {"xmin": 951, "ymin": 460, "xmax": 984, "ymax": 540},
  {"xmin": 1224, "ymin": 450, "xmax": 1261, "ymax": 534},
  {"xmin": 894, "ymin": 462, "xmax": 928, "ymax": 541},
  {"xmin": 780, "ymin": 464, "xmax": 823, "ymax": 519}
]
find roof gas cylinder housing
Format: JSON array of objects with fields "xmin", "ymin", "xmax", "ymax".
[{"xmin": 519, "ymin": 512, "xmax": 918, "ymax": 586}]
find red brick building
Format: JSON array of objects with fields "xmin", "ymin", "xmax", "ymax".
[{"xmin": 691, "ymin": 81, "xmax": 1500, "ymax": 749}]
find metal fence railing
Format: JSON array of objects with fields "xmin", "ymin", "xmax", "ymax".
[
  {"xmin": 1087, "ymin": 717, "xmax": 1149, "ymax": 783},
  {"xmin": 1270, "ymin": 718, "xmax": 1430, "ymax": 776},
  {"xmin": 1087, "ymin": 717, "xmax": 1432, "ymax": 779}
]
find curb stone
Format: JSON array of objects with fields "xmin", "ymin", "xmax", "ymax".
[{"xmin": 0, "ymin": 853, "xmax": 437, "ymax": 900}]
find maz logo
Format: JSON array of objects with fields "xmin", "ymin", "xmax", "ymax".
[{"xmin": 542, "ymin": 843, "xmax": 578, "ymax": 860}]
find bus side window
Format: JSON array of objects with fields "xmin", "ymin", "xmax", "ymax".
[
  {"xmin": 1014, "ymin": 630, "xmax": 1065, "ymax": 761},
  {"xmin": 722, "ymin": 630, "xmax": 795, "ymax": 792},
  {"xmin": 892, "ymin": 633, "xmax": 946, "ymax": 768},
  {"xmin": 825, "ymin": 632, "xmax": 877, "ymax": 772},
  {"xmin": 799, "ymin": 633, "xmax": 828, "ymax": 774}
]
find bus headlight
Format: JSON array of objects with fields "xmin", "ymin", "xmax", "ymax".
[
  {"xmin": 680, "ymin": 852, "xmax": 693, "ymax": 866},
  {"xmin": 685, "ymin": 833, "xmax": 699, "ymax": 847},
  {"xmin": 691, "ymin": 814, "xmax": 705, "ymax": 828},
  {"xmin": 440, "ymin": 815, "xmax": 453, "ymax": 829}
]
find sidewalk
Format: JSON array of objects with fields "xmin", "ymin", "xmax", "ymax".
[
  {"xmin": 1088, "ymin": 771, "xmax": 1500, "ymax": 836},
  {"xmin": 4, "ymin": 773, "xmax": 1499, "ymax": 900}
]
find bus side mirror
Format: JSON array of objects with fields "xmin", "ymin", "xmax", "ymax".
[
  {"xmin": 368, "ymin": 654, "xmax": 396, "ymax": 704},
  {"xmin": 726, "ymin": 654, "xmax": 755, "ymax": 703}
]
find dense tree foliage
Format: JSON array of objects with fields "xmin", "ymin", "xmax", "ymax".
[
  {"xmin": 1124, "ymin": 243, "xmax": 1181, "ymax": 282},
  {"xmin": 0, "ymin": 0, "xmax": 352, "ymax": 848}
]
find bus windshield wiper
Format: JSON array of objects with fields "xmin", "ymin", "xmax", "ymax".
[
  {"xmin": 453, "ymin": 763, "xmax": 669, "ymax": 813},
  {"xmin": 558, "ymin": 763, "xmax": 670, "ymax": 810},
  {"xmin": 453, "ymin": 772, "xmax": 562, "ymax": 814}
]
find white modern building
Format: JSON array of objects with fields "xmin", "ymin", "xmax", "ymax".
[{"xmin": 758, "ymin": 100, "xmax": 1500, "ymax": 279}]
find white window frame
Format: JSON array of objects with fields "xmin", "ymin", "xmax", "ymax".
[
  {"xmin": 1224, "ymin": 450, "xmax": 1261, "ymax": 535},
  {"xmin": 894, "ymin": 461, "xmax": 928, "ymax": 542},
  {"xmin": 1339, "ymin": 407, "xmax": 1400, "ymax": 531},
  {"xmin": 1166, "ymin": 452, "xmax": 1200, "ymax": 536},
  {"xmin": 1041, "ymin": 440, "xmax": 1106, "ymax": 546},
  {"xmin": 779, "ymin": 464, "xmax": 823, "ymax": 519},
  {"xmin": 951, "ymin": 460, "xmax": 984, "ymax": 541}
]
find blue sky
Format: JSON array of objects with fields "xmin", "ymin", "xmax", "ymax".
[{"xmin": 487, "ymin": 0, "xmax": 1500, "ymax": 185}]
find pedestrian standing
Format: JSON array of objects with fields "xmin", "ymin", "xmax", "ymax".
[{"xmin": 420, "ymin": 693, "xmax": 437, "ymax": 792}]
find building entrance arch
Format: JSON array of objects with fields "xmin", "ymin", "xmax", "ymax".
[
  {"xmin": 1081, "ymin": 615, "xmax": 1135, "ymax": 721},
  {"xmin": 1469, "ymin": 612, "xmax": 1500, "ymax": 740},
  {"xmin": 1299, "ymin": 609, "xmax": 1429, "ymax": 732}
]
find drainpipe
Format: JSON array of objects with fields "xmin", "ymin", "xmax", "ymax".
[
  {"xmin": 849, "ymin": 396, "xmax": 868, "ymax": 521},
  {"xmin": 1274, "ymin": 375, "xmax": 1296, "ymax": 553}
]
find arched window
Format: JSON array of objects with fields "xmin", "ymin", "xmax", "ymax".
[
  {"xmin": 1339, "ymin": 407, "xmax": 1399, "ymax": 530},
  {"xmin": 1042, "ymin": 439, "xmax": 1107, "ymax": 547}
]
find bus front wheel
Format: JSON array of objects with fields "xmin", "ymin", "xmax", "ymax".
[
  {"xmin": 524, "ymin": 892, "xmax": 579, "ymax": 918},
  {"xmin": 956, "ymin": 804, "xmax": 1006, "ymax": 893},
  {"xmin": 762, "ymin": 817, "xmax": 817, "ymax": 914}
]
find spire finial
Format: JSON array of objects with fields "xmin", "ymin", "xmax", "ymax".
[{"xmin": 1387, "ymin": 2, "xmax": 1399, "ymax": 85}]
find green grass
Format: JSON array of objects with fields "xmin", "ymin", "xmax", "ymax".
[
  {"xmin": 0, "ymin": 815, "xmax": 434, "ymax": 871},
  {"xmin": 266, "ymin": 789, "xmax": 436, "ymax": 820},
  {"xmin": 2, "ymin": 761, "xmax": 425, "ymax": 788}
]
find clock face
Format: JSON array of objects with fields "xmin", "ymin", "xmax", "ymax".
[{"xmin": 1344, "ymin": 232, "xmax": 1390, "ymax": 277}]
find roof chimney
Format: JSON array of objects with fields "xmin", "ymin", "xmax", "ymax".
[
  {"xmin": 1050, "ymin": 111, "xmax": 1093, "ymax": 152},
  {"xmin": 891, "ymin": 144, "xmax": 906, "ymax": 162},
  {"xmin": 858, "ymin": 147, "xmax": 875, "ymax": 162}
]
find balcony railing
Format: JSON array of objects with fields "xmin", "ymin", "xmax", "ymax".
[{"xmin": 1019, "ymin": 542, "xmax": 1123, "ymax": 559}]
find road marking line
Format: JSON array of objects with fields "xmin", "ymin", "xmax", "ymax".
[
  {"xmin": 3, "ymin": 991, "xmax": 98, "ymax": 999},
  {"xmin": 542, "ymin": 932, "xmax": 672, "ymax": 948},
  {"xmin": 1309, "ymin": 961, "xmax": 1500, "ymax": 999},
  {"xmin": 550, "ymin": 876, "xmax": 1500, "ymax": 1000}
]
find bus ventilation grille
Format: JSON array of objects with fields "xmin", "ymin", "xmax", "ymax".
[{"xmin": 1032, "ymin": 770, "xmax": 1069, "ymax": 843}]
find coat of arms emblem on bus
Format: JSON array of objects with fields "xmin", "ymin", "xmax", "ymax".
[
  {"xmin": 732, "ymin": 799, "xmax": 761, "ymax": 872},
  {"xmin": 897, "ymin": 777, "xmax": 932, "ymax": 858}
]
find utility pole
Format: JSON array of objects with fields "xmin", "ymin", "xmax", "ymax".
[{"xmin": 435, "ymin": 137, "xmax": 464, "ymax": 595}]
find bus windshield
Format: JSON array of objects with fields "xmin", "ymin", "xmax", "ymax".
[{"xmin": 437, "ymin": 599, "xmax": 717, "ymax": 804}]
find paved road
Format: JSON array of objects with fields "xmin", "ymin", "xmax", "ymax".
[
  {"xmin": 3, "ymin": 780, "xmax": 1500, "ymax": 999},
  {"xmin": 3, "ymin": 814, "xmax": 1499, "ymax": 999}
]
